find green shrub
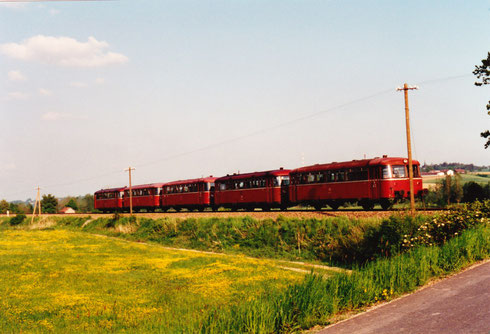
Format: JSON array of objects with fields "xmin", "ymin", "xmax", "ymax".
[
  {"xmin": 402, "ymin": 200, "xmax": 489, "ymax": 249},
  {"xmin": 9, "ymin": 214, "xmax": 26, "ymax": 226}
]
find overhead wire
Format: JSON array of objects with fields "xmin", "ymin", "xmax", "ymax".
[{"xmin": 1, "ymin": 73, "xmax": 473, "ymax": 199}]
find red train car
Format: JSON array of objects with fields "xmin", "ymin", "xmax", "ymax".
[
  {"xmin": 94, "ymin": 187, "xmax": 126, "ymax": 212},
  {"xmin": 214, "ymin": 168, "xmax": 291, "ymax": 211},
  {"xmin": 161, "ymin": 177, "xmax": 217, "ymax": 211},
  {"xmin": 289, "ymin": 156, "xmax": 423, "ymax": 210},
  {"xmin": 122, "ymin": 183, "xmax": 165, "ymax": 212}
]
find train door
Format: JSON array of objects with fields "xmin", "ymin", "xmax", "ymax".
[
  {"xmin": 209, "ymin": 183, "xmax": 215, "ymax": 206},
  {"xmin": 266, "ymin": 177, "xmax": 272, "ymax": 203},
  {"xmin": 280, "ymin": 176, "xmax": 290, "ymax": 207},
  {"xmin": 369, "ymin": 167, "xmax": 381, "ymax": 199}
]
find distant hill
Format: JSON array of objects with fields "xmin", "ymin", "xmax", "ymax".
[{"xmin": 422, "ymin": 162, "xmax": 490, "ymax": 173}]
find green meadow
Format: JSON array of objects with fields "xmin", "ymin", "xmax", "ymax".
[
  {"xmin": 0, "ymin": 229, "xmax": 311, "ymax": 333},
  {"xmin": 0, "ymin": 201, "xmax": 488, "ymax": 333}
]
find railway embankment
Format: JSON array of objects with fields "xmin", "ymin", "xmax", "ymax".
[{"xmin": 0, "ymin": 201, "xmax": 488, "ymax": 332}]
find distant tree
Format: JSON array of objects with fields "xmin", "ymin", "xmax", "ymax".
[
  {"xmin": 8, "ymin": 202, "xmax": 20, "ymax": 214},
  {"xmin": 80, "ymin": 194, "xmax": 94, "ymax": 213},
  {"xmin": 16, "ymin": 203, "xmax": 32, "ymax": 214},
  {"xmin": 462, "ymin": 182, "xmax": 485, "ymax": 202},
  {"xmin": 41, "ymin": 194, "xmax": 58, "ymax": 214},
  {"xmin": 66, "ymin": 198, "xmax": 78, "ymax": 211},
  {"xmin": 473, "ymin": 52, "xmax": 490, "ymax": 149},
  {"xmin": 0, "ymin": 200, "xmax": 9, "ymax": 214},
  {"xmin": 451, "ymin": 173, "xmax": 463, "ymax": 203}
]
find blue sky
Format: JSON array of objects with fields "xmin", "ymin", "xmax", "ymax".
[{"xmin": 0, "ymin": 0, "xmax": 489, "ymax": 201}]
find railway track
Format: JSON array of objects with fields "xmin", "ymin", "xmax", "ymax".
[{"xmin": 24, "ymin": 208, "xmax": 445, "ymax": 220}]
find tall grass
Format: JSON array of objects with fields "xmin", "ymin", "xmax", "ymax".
[{"xmin": 200, "ymin": 225, "xmax": 490, "ymax": 333}]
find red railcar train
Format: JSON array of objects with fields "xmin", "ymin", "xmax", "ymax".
[
  {"xmin": 161, "ymin": 177, "xmax": 217, "ymax": 211},
  {"xmin": 289, "ymin": 156, "xmax": 423, "ymax": 210},
  {"xmin": 94, "ymin": 156, "xmax": 424, "ymax": 212},
  {"xmin": 123, "ymin": 183, "xmax": 165, "ymax": 212},
  {"xmin": 94, "ymin": 187, "xmax": 126, "ymax": 213},
  {"xmin": 214, "ymin": 169, "xmax": 290, "ymax": 211}
]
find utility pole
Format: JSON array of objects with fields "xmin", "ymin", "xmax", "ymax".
[
  {"xmin": 125, "ymin": 167, "xmax": 135, "ymax": 215},
  {"xmin": 31, "ymin": 187, "xmax": 42, "ymax": 224},
  {"xmin": 397, "ymin": 83, "xmax": 418, "ymax": 216}
]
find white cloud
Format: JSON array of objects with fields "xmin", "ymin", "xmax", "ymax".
[
  {"xmin": 8, "ymin": 70, "xmax": 26, "ymax": 81},
  {"xmin": 69, "ymin": 81, "xmax": 88, "ymax": 88},
  {"xmin": 0, "ymin": 35, "xmax": 128, "ymax": 67},
  {"xmin": 0, "ymin": 3, "xmax": 26, "ymax": 9},
  {"xmin": 7, "ymin": 91, "xmax": 28, "ymax": 100},
  {"xmin": 42, "ymin": 112, "xmax": 87, "ymax": 121},
  {"xmin": 39, "ymin": 88, "xmax": 52, "ymax": 96},
  {"xmin": 95, "ymin": 77, "xmax": 105, "ymax": 85}
]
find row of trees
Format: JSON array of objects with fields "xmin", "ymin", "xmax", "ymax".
[
  {"xmin": 421, "ymin": 162, "xmax": 489, "ymax": 173},
  {"xmin": 0, "ymin": 194, "xmax": 94, "ymax": 214},
  {"xmin": 424, "ymin": 176, "xmax": 490, "ymax": 206}
]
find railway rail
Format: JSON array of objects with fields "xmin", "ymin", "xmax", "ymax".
[{"xmin": 20, "ymin": 208, "xmax": 445, "ymax": 221}]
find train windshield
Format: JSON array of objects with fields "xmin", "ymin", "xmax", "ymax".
[{"xmin": 392, "ymin": 165, "xmax": 407, "ymax": 178}]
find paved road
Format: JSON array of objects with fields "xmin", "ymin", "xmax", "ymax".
[{"xmin": 320, "ymin": 260, "xmax": 490, "ymax": 334}]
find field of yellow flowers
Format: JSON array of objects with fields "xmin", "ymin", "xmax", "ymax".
[{"xmin": 0, "ymin": 229, "xmax": 307, "ymax": 332}]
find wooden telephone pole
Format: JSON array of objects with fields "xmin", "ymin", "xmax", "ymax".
[
  {"xmin": 31, "ymin": 187, "xmax": 42, "ymax": 224},
  {"xmin": 397, "ymin": 83, "xmax": 418, "ymax": 216},
  {"xmin": 125, "ymin": 167, "xmax": 135, "ymax": 215}
]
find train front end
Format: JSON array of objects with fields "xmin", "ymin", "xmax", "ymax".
[{"xmin": 370, "ymin": 157, "xmax": 424, "ymax": 208}]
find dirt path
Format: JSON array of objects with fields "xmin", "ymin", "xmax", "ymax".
[{"xmin": 90, "ymin": 232, "xmax": 348, "ymax": 275}]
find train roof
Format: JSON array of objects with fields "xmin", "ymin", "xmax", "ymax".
[
  {"xmin": 128, "ymin": 183, "xmax": 167, "ymax": 190},
  {"xmin": 94, "ymin": 186, "xmax": 127, "ymax": 194},
  {"xmin": 215, "ymin": 168, "xmax": 290, "ymax": 182},
  {"xmin": 163, "ymin": 177, "xmax": 217, "ymax": 186},
  {"xmin": 292, "ymin": 157, "xmax": 420, "ymax": 173}
]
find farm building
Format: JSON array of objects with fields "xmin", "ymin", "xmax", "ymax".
[{"xmin": 59, "ymin": 207, "xmax": 76, "ymax": 214}]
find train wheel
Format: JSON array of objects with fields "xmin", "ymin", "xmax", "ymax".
[
  {"xmin": 380, "ymin": 200, "xmax": 393, "ymax": 210},
  {"xmin": 360, "ymin": 200, "xmax": 375, "ymax": 211},
  {"xmin": 314, "ymin": 205, "xmax": 323, "ymax": 211},
  {"xmin": 329, "ymin": 202, "xmax": 340, "ymax": 210}
]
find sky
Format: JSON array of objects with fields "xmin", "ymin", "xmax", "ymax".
[{"xmin": 0, "ymin": 0, "xmax": 489, "ymax": 201}]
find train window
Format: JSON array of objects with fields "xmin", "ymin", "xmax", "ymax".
[
  {"xmin": 392, "ymin": 165, "xmax": 406, "ymax": 178},
  {"xmin": 274, "ymin": 177, "xmax": 280, "ymax": 186},
  {"xmin": 382, "ymin": 166, "xmax": 392, "ymax": 179},
  {"xmin": 282, "ymin": 176, "xmax": 290, "ymax": 186},
  {"xmin": 337, "ymin": 171, "xmax": 345, "ymax": 182}
]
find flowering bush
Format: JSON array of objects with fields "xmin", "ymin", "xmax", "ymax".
[{"xmin": 402, "ymin": 200, "xmax": 489, "ymax": 249}]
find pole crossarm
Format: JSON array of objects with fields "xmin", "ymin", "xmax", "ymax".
[{"xmin": 397, "ymin": 83, "xmax": 418, "ymax": 216}]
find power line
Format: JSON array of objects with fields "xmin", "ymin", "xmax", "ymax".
[{"xmin": 1, "ymin": 73, "xmax": 472, "ymax": 199}]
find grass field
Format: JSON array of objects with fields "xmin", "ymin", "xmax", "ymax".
[
  {"xmin": 0, "ymin": 203, "xmax": 487, "ymax": 333},
  {"xmin": 0, "ymin": 229, "xmax": 312, "ymax": 333},
  {"xmin": 423, "ymin": 173, "xmax": 490, "ymax": 185}
]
